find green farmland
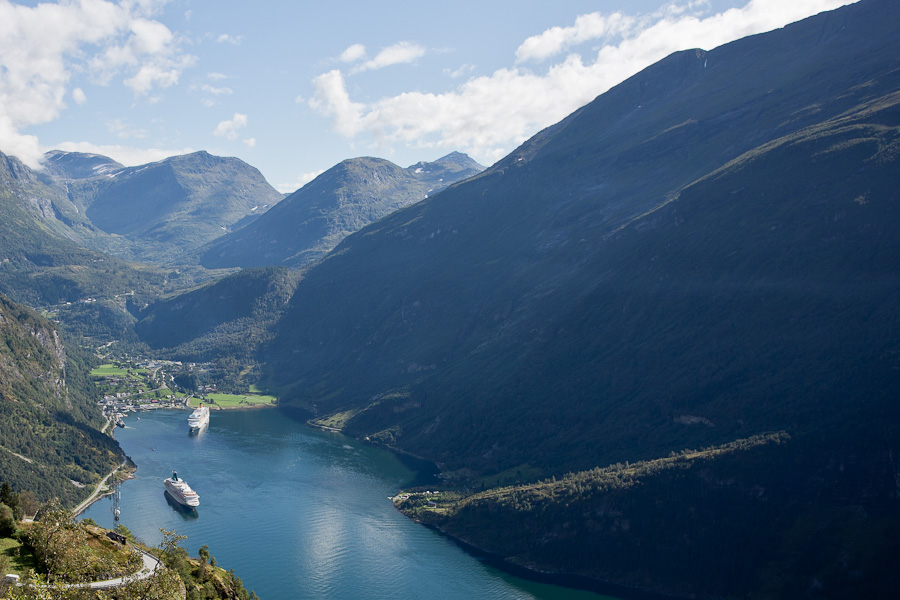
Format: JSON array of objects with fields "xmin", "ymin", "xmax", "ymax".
[
  {"xmin": 189, "ymin": 393, "xmax": 276, "ymax": 409},
  {"xmin": 90, "ymin": 363, "xmax": 148, "ymax": 377}
]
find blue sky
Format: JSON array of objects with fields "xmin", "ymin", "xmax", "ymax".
[{"xmin": 1, "ymin": 0, "xmax": 849, "ymax": 192}]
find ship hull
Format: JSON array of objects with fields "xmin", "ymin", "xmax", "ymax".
[{"xmin": 164, "ymin": 478, "xmax": 200, "ymax": 507}]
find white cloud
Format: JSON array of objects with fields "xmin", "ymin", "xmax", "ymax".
[
  {"xmin": 0, "ymin": 116, "xmax": 42, "ymax": 167},
  {"xmin": 309, "ymin": 70, "xmax": 365, "ymax": 138},
  {"xmin": 90, "ymin": 17, "xmax": 195, "ymax": 94},
  {"xmin": 194, "ymin": 75, "xmax": 232, "ymax": 106},
  {"xmin": 310, "ymin": 0, "xmax": 850, "ymax": 166},
  {"xmin": 199, "ymin": 83, "xmax": 233, "ymax": 95},
  {"xmin": 213, "ymin": 113, "xmax": 248, "ymax": 139},
  {"xmin": 352, "ymin": 41, "xmax": 425, "ymax": 73},
  {"xmin": 515, "ymin": 11, "xmax": 635, "ymax": 63},
  {"xmin": 124, "ymin": 55, "xmax": 194, "ymax": 95},
  {"xmin": 216, "ymin": 33, "xmax": 244, "ymax": 45},
  {"xmin": 0, "ymin": 0, "xmax": 193, "ymax": 168},
  {"xmin": 277, "ymin": 169, "xmax": 325, "ymax": 194},
  {"xmin": 107, "ymin": 118, "xmax": 147, "ymax": 139},
  {"xmin": 72, "ymin": 87, "xmax": 87, "ymax": 105},
  {"xmin": 444, "ymin": 64, "xmax": 476, "ymax": 79},
  {"xmin": 242, "ymin": 137, "xmax": 256, "ymax": 148},
  {"xmin": 340, "ymin": 43, "xmax": 366, "ymax": 63}
]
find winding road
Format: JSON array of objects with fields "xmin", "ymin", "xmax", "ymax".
[
  {"xmin": 72, "ymin": 458, "xmax": 127, "ymax": 516},
  {"xmin": 77, "ymin": 549, "xmax": 162, "ymax": 590}
]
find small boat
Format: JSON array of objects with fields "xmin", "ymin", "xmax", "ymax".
[
  {"xmin": 187, "ymin": 403, "xmax": 210, "ymax": 431},
  {"xmin": 163, "ymin": 471, "xmax": 200, "ymax": 507}
]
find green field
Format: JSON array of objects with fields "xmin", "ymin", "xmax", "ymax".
[
  {"xmin": 90, "ymin": 364, "xmax": 148, "ymax": 377},
  {"xmin": 189, "ymin": 393, "xmax": 276, "ymax": 409},
  {"xmin": 0, "ymin": 534, "xmax": 37, "ymax": 576}
]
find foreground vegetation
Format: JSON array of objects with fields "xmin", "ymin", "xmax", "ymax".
[{"xmin": 0, "ymin": 502, "xmax": 257, "ymax": 600}]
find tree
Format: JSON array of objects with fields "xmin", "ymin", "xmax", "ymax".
[
  {"xmin": 157, "ymin": 528, "xmax": 187, "ymax": 558},
  {"xmin": 19, "ymin": 490, "xmax": 39, "ymax": 519},
  {"xmin": 0, "ymin": 482, "xmax": 23, "ymax": 521},
  {"xmin": 25, "ymin": 500, "xmax": 83, "ymax": 581},
  {"xmin": 1, "ymin": 482, "xmax": 13, "ymax": 506},
  {"xmin": 197, "ymin": 544, "xmax": 211, "ymax": 579},
  {"xmin": 0, "ymin": 502, "xmax": 17, "ymax": 536},
  {"xmin": 22, "ymin": 500, "xmax": 140, "ymax": 585}
]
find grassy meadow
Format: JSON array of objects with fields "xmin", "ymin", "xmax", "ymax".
[{"xmin": 189, "ymin": 393, "xmax": 276, "ymax": 409}]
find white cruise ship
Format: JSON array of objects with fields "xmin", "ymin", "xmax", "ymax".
[
  {"xmin": 164, "ymin": 471, "xmax": 200, "ymax": 507},
  {"xmin": 187, "ymin": 403, "xmax": 210, "ymax": 430}
]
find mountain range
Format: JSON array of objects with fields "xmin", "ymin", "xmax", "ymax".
[
  {"xmin": 198, "ymin": 152, "xmax": 484, "ymax": 269},
  {"xmin": 0, "ymin": 150, "xmax": 166, "ymax": 307},
  {"xmin": 133, "ymin": 266, "xmax": 301, "ymax": 361},
  {"xmin": 42, "ymin": 150, "xmax": 285, "ymax": 265},
  {"xmin": 0, "ymin": 146, "xmax": 481, "ymax": 344}
]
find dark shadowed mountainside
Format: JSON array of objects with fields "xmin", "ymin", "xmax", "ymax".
[
  {"xmin": 264, "ymin": 0, "xmax": 900, "ymax": 475},
  {"xmin": 199, "ymin": 152, "xmax": 483, "ymax": 269},
  {"xmin": 261, "ymin": 1, "xmax": 900, "ymax": 597}
]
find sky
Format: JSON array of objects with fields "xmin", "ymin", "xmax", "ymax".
[{"xmin": 0, "ymin": 0, "xmax": 851, "ymax": 193}]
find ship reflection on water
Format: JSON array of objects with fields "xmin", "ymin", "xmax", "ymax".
[{"xmin": 164, "ymin": 491, "xmax": 199, "ymax": 520}]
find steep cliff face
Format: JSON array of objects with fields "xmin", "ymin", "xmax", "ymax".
[{"xmin": 0, "ymin": 293, "xmax": 123, "ymax": 506}]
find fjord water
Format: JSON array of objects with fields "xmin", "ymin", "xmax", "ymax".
[{"xmin": 81, "ymin": 408, "xmax": 614, "ymax": 600}]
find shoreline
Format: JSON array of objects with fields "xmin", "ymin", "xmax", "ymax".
[
  {"xmin": 412, "ymin": 519, "xmax": 689, "ymax": 600},
  {"xmin": 72, "ymin": 458, "xmax": 134, "ymax": 517},
  {"xmin": 87, "ymin": 405, "xmax": 658, "ymax": 600},
  {"xmin": 76, "ymin": 402, "xmax": 274, "ymax": 516}
]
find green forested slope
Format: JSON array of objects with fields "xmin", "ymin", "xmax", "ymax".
[
  {"xmin": 401, "ymin": 431, "xmax": 900, "ymax": 599},
  {"xmin": 0, "ymin": 293, "xmax": 123, "ymax": 506}
]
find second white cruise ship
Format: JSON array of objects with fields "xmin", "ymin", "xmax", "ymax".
[{"xmin": 188, "ymin": 403, "xmax": 210, "ymax": 430}]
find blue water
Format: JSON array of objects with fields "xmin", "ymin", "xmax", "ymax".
[{"xmin": 80, "ymin": 408, "xmax": 616, "ymax": 600}]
